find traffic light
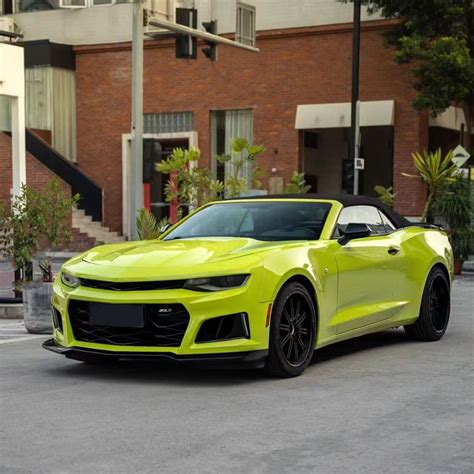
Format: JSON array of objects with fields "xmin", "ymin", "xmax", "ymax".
[
  {"xmin": 175, "ymin": 8, "xmax": 197, "ymax": 59},
  {"xmin": 202, "ymin": 20, "xmax": 218, "ymax": 61}
]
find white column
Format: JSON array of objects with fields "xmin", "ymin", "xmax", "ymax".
[
  {"xmin": 0, "ymin": 44, "xmax": 26, "ymax": 201},
  {"xmin": 11, "ymin": 94, "xmax": 26, "ymax": 200}
]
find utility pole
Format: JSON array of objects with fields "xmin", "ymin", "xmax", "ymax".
[
  {"xmin": 350, "ymin": 0, "xmax": 361, "ymax": 195},
  {"xmin": 130, "ymin": 0, "xmax": 144, "ymax": 238}
]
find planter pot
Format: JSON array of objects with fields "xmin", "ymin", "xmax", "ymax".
[
  {"xmin": 23, "ymin": 282, "xmax": 54, "ymax": 334},
  {"xmin": 453, "ymin": 258, "xmax": 464, "ymax": 276}
]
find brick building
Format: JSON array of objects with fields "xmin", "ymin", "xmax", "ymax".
[{"xmin": 1, "ymin": 0, "xmax": 470, "ymax": 239}]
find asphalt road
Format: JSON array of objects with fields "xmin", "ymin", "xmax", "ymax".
[{"xmin": 1, "ymin": 276, "xmax": 473, "ymax": 474}]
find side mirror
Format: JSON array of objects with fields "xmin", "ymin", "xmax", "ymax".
[{"xmin": 338, "ymin": 223, "xmax": 371, "ymax": 245}]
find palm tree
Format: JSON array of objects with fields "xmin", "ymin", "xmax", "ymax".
[{"xmin": 403, "ymin": 149, "xmax": 458, "ymax": 223}]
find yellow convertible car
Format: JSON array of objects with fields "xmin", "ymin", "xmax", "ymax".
[{"xmin": 43, "ymin": 195, "xmax": 453, "ymax": 377}]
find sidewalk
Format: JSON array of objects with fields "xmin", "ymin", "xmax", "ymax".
[
  {"xmin": 0, "ymin": 319, "xmax": 48, "ymax": 344},
  {"xmin": 463, "ymin": 257, "xmax": 474, "ymax": 273}
]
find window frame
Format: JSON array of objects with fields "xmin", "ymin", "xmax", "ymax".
[
  {"xmin": 163, "ymin": 201, "xmax": 332, "ymax": 242},
  {"xmin": 58, "ymin": 0, "xmax": 116, "ymax": 9},
  {"xmin": 331, "ymin": 205, "xmax": 397, "ymax": 239},
  {"xmin": 210, "ymin": 108, "xmax": 253, "ymax": 185},
  {"xmin": 236, "ymin": 1, "xmax": 256, "ymax": 47}
]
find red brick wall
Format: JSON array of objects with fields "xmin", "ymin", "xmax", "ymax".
[
  {"xmin": 75, "ymin": 21, "xmax": 427, "ymax": 232},
  {"xmin": 1, "ymin": 131, "xmax": 68, "ymax": 198},
  {"xmin": 0, "ymin": 132, "xmax": 71, "ymax": 222},
  {"xmin": 0, "ymin": 133, "xmax": 100, "ymax": 251}
]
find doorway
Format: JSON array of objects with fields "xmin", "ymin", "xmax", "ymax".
[
  {"xmin": 147, "ymin": 138, "xmax": 189, "ymax": 222},
  {"xmin": 122, "ymin": 131, "xmax": 198, "ymax": 238},
  {"xmin": 302, "ymin": 126, "xmax": 393, "ymax": 196}
]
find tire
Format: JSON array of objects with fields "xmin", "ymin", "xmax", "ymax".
[
  {"xmin": 265, "ymin": 281, "xmax": 317, "ymax": 378},
  {"xmin": 404, "ymin": 267, "xmax": 450, "ymax": 341}
]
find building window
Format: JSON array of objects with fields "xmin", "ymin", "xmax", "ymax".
[
  {"xmin": 2, "ymin": 0, "xmax": 13, "ymax": 14},
  {"xmin": 236, "ymin": 2, "xmax": 256, "ymax": 47},
  {"xmin": 58, "ymin": 0, "xmax": 115, "ymax": 9},
  {"xmin": 211, "ymin": 109, "xmax": 253, "ymax": 185},
  {"xmin": 144, "ymin": 112, "xmax": 194, "ymax": 134}
]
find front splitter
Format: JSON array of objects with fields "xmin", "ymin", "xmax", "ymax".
[{"xmin": 43, "ymin": 338, "xmax": 268, "ymax": 368}]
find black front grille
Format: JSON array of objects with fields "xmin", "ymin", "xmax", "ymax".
[
  {"xmin": 68, "ymin": 300, "xmax": 190, "ymax": 347},
  {"xmin": 79, "ymin": 278, "xmax": 186, "ymax": 291}
]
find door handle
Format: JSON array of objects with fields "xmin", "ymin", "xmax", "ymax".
[{"xmin": 388, "ymin": 246, "xmax": 400, "ymax": 255}]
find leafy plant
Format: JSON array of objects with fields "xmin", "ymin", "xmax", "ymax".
[
  {"xmin": 136, "ymin": 209, "xmax": 171, "ymax": 240},
  {"xmin": 339, "ymin": 1, "xmax": 474, "ymax": 120},
  {"xmin": 374, "ymin": 185, "xmax": 395, "ymax": 207},
  {"xmin": 435, "ymin": 173, "xmax": 473, "ymax": 260},
  {"xmin": 215, "ymin": 138, "xmax": 266, "ymax": 198},
  {"xmin": 402, "ymin": 149, "xmax": 458, "ymax": 223},
  {"xmin": 451, "ymin": 227, "xmax": 473, "ymax": 261},
  {"xmin": 435, "ymin": 174, "xmax": 472, "ymax": 229},
  {"xmin": 283, "ymin": 172, "xmax": 311, "ymax": 194},
  {"xmin": 0, "ymin": 179, "xmax": 80, "ymax": 284},
  {"xmin": 157, "ymin": 147, "xmax": 224, "ymax": 219}
]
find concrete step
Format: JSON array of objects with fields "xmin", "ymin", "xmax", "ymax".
[
  {"xmin": 73, "ymin": 209, "xmax": 86, "ymax": 218},
  {"xmin": 0, "ymin": 304, "xmax": 23, "ymax": 319},
  {"xmin": 72, "ymin": 209, "xmax": 126, "ymax": 245},
  {"xmin": 463, "ymin": 258, "xmax": 474, "ymax": 273},
  {"xmin": 72, "ymin": 220, "xmax": 112, "ymax": 234}
]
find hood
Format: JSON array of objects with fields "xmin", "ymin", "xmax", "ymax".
[{"xmin": 64, "ymin": 237, "xmax": 289, "ymax": 280}]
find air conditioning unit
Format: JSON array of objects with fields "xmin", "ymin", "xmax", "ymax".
[
  {"xmin": 0, "ymin": 18, "xmax": 23, "ymax": 43},
  {"xmin": 145, "ymin": 0, "xmax": 187, "ymax": 36}
]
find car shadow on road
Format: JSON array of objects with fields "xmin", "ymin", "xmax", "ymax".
[
  {"xmin": 43, "ymin": 329, "xmax": 412, "ymax": 386},
  {"xmin": 311, "ymin": 327, "xmax": 410, "ymax": 365}
]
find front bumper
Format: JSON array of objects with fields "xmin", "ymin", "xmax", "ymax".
[
  {"xmin": 43, "ymin": 338, "xmax": 268, "ymax": 367},
  {"xmin": 49, "ymin": 272, "xmax": 272, "ymax": 357}
]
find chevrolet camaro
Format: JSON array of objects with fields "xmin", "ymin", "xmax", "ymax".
[{"xmin": 43, "ymin": 195, "xmax": 453, "ymax": 377}]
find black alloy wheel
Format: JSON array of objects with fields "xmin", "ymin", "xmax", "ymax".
[
  {"xmin": 265, "ymin": 281, "xmax": 317, "ymax": 377},
  {"xmin": 429, "ymin": 275, "xmax": 450, "ymax": 332},
  {"xmin": 404, "ymin": 267, "xmax": 450, "ymax": 341},
  {"xmin": 279, "ymin": 294, "xmax": 313, "ymax": 366}
]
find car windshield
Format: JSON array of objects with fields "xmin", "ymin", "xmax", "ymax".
[{"xmin": 163, "ymin": 202, "xmax": 332, "ymax": 242}]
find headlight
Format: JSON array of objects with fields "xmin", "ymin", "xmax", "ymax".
[
  {"xmin": 61, "ymin": 272, "xmax": 81, "ymax": 288},
  {"xmin": 183, "ymin": 275, "xmax": 249, "ymax": 292}
]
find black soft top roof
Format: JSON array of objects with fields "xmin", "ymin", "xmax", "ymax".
[{"xmin": 227, "ymin": 194, "xmax": 410, "ymax": 229}]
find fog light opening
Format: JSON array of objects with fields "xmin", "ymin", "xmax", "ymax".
[
  {"xmin": 51, "ymin": 306, "xmax": 63, "ymax": 333},
  {"xmin": 196, "ymin": 313, "xmax": 250, "ymax": 343}
]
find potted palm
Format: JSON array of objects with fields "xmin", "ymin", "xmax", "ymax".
[
  {"xmin": 0, "ymin": 179, "xmax": 79, "ymax": 333},
  {"xmin": 435, "ymin": 173, "xmax": 473, "ymax": 275}
]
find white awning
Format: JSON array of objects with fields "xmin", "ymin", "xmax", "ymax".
[
  {"xmin": 295, "ymin": 100, "xmax": 395, "ymax": 129},
  {"xmin": 429, "ymin": 106, "xmax": 466, "ymax": 131}
]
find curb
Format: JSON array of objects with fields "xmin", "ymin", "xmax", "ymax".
[{"xmin": 0, "ymin": 303, "xmax": 23, "ymax": 319}]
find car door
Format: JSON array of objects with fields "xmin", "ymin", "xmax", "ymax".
[{"xmin": 333, "ymin": 205, "xmax": 408, "ymax": 334}]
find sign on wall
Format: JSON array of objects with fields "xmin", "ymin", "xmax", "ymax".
[{"xmin": 452, "ymin": 145, "xmax": 470, "ymax": 168}]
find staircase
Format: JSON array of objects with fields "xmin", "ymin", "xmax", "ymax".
[{"xmin": 72, "ymin": 209, "xmax": 126, "ymax": 245}]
